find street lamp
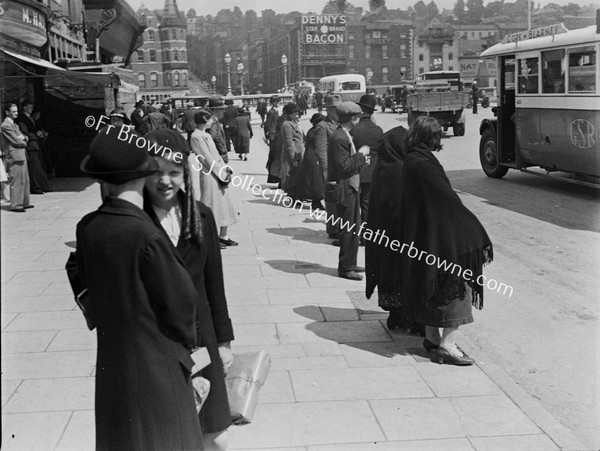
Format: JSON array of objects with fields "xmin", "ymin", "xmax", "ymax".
[
  {"xmin": 211, "ymin": 75, "xmax": 216, "ymax": 95},
  {"xmin": 237, "ymin": 62, "xmax": 244, "ymax": 96},
  {"xmin": 281, "ymin": 54, "xmax": 288, "ymax": 92},
  {"xmin": 224, "ymin": 53, "xmax": 232, "ymax": 96}
]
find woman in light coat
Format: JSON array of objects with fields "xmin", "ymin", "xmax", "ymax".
[
  {"xmin": 190, "ymin": 108, "xmax": 238, "ymax": 247},
  {"xmin": 279, "ymin": 102, "xmax": 304, "ymax": 197}
]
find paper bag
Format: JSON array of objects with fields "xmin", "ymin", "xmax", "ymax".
[{"xmin": 225, "ymin": 351, "xmax": 271, "ymax": 424}]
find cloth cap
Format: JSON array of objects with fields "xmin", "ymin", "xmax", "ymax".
[
  {"xmin": 135, "ymin": 100, "xmax": 144, "ymax": 108},
  {"xmin": 324, "ymin": 94, "xmax": 342, "ymax": 107},
  {"xmin": 269, "ymin": 95, "xmax": 280, "ymax": 104},
  {"xmin": 224, "ymin": 99, "xmax": 234, "ymax": 105},
  {"xmin": 283, "ymin": 103, "xmax": 299, "ymax": 115},
  {"xmin": 357, "ymin": 94, "xmax": 377, "ymax": 112},
  {"xmin": 80, "ymin": 125, "xmax": 158, "ymax": 184},
  {"xmin": 310, "ymin": 113, "xmax": 325, "ymax": 125},
  {"xmin": 336, "ymin": 101, "xmax": 362, "ymax": 122}
]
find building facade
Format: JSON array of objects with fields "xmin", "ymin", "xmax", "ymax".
[{"xmin": 413, "ymin": 18, "xmax": 459, "ymax": 75}]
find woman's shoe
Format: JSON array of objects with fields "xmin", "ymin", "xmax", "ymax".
[
  {"xmin": 423, "ymin": 339, "xmax": 439, "ymax": 352},
  {"xmin": 220, "ymin": 243, "xmax": 227, "ymax": 249},
  {"xmin": 243, "ymin": 155, "xmax": 248, "ymax": 161},
  {"xmin": 219, "ymin": 238, "xmax": 238, "ymax": 246},
  {"xmin": 430, "ymin": 347, "xmax": 474, "ymax": 366},
  {"xmin": 386, "ymin": 309, "xmax": 402, "ymax": 330}
]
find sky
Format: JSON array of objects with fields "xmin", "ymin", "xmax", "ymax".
[{"xmin": 129, "ymin": 0, "xmax": 593, "ymax": 16}]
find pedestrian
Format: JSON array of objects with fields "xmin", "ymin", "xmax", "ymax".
[
  {"xmin": 222, "ymin": 100, "xmax": 238, "ymax": 153},
  {"xmin": 279, "ymin": 103, "xmax": 304, "ymax": 198},
  {"xmin": 314, "ymin": 89, "xmax": 324, "ymax": 113},
  {"xmin": 189, "ymin": 108, "xmax": 238, "ymax": 248},
  {"xmin": 131, "ymin": 100, "xmax": 146, "ymax": 134},
  {"xmin": 325, "ymin": 101, "xmax": 370, "ymax": 281},
  {"xmin": 264, "ymin": 95, "xmax": 281, "ymax": 183},
  {"xmin": 143, "ymin": 129, "xmax": 234, "ymax": 450},
  {"xmin": 350, "ymin": 94, "xmax": 383, "ymax": 239},
  {"xmin": 182, "ymin": 101, "xmax": 197, "ymax": 142},
  {"xmin": 76, "ymin": 125, "xmax": 204, "ymax": 450},
  {"xmin": 296, "ymin": 113, "xmax": 326, "ymax": 210},
  {"xmin": 139, "ymin": 103, "xmax": 171, "ymax": 135},
  {"xmin": 471, "ymin": 81, "xmax": 479, "ymax": 114},
  {"xmin": 1, "ymin": 103, "xmax": 31, "ymax": 212},
  {"xmin": 400, "ymin": 116, "xmax": 493, "ymax": 365},
  {"xmin": 234, "ymin": 107, "xmax": 253, "ymax": 161},
  {"xmin": 208, "ymin": 98, "xmax": 229, "ymax": 164},
  {"xmin": 256, "ymin": 98, "xmax": 267, "ymax": 127},
  {"xmin": 108, "ymin": 108, "xmax": 131, "ymax": 127},
  {"xmin": 17, "ymin": 101, "xmax": 51, "ymax": 194},
  {"xmin": 321, "ymin": 94, "xmax": 342, "ymax": 241}
]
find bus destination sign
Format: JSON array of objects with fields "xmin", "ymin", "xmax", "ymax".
[{"xmin": 501, "ymin": 23, "xmax": 567, "ymax": 44}]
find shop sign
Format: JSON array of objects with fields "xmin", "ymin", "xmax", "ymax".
[
  {"xmin": 0, "ymin": 0, "xmax": 47, "ymax": 47},
  {"xmin": 304, "ymin": 58, "xmax": 346, "ymax": 65},
  {"xmin": 302, "ymin": 15, "xmax": 346, "ymax": 45},
  {"xmin": 0, "ymin": 33, "xmax": 41, "ymax": 57}
]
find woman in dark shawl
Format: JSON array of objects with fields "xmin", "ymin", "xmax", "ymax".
[
  {"xmin": 400, "ymin": 116, "xmax": 493, "ymax": 365},
  {"xmin": 296, "ymin": 113, "xmax": 326, "ymax": 209}
]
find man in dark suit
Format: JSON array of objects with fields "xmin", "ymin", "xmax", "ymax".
[
  {"xmin": 264, "ymin": 95, "xmax": 281, "ymax": 183},
  {"xmin": 222, "ymin": 99, "xmax": 238, "ymax": 153},
  {"xmin": 350, "ymin": 94, "xmax": 383, "ymax": 237},
  {"xmin": 76, "ymin": 125, "xmax": 203, "ymax": 450},
  {"xmin": 209, "ymin": 98, "xmax": 229, "ymax": 163},
  {"xmin": 320, "ymin": 94, "xmax": 341, "ymax": 237},
  {"xmin": 326, "ymin": 102, "xmax": 370, "ymax": 281},
  {"xmin": 131, "ymin": 100, "xmax": 146, "ymax": 133}
]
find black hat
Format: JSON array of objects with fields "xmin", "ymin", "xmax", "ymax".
[
  {"xmin": 110, "ymin": 108, "xmax": 131, "ymax": 125},
  {"xmin": 283, "ymin": 103, "xmax": 299, "ymax": 115},
  {"xmin": 224, "ymin": 99, "xmax": 234, "ymax": 105},
  {"xmin": 269, "ymin": 95, "xmax": 280, "ymax": 104},
  {"xmin": 208, "ymin": 97, "xmax": 224, "ymax": 109},
  {"xmin": 310, "ymin": 113, "xmax": 325, "ymax": 125},
  {"xmin": 145, "ymin": 128, "xmax": 190, "ymax": 158},
  {"xmin": 81, "ymin": 125, "xmax": 158, "ymax": 184},
  {"xmin": 357, "ymin": 94, "xmax": 377, "ymax": 112},
  {"xmin": 135, "ymin": 100, "xmax": 144, "ymax": 108}
]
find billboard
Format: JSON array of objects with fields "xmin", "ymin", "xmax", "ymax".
[{"xmin": 302, "ymin": 15, "xmax": 347, "ymax": 44}]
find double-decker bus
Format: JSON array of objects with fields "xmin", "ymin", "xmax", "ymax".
[
  {"xmin": 319, "ymin": 74, "xmax": 366, "ymax": 102},
  {"xmin": 478, "ymin": 23, "xmax": 600, "ymax": 184}
]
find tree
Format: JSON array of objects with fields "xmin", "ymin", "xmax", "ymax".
[
  {"xmin": 186, "ymin": 8, "xmax": 196, "ymax": 18},
  {"xmin": 563, "ymin": 2, "xmax": 581, "ymax": 16},
  {"xmin": 244, "ymin": 10, "xmax": 257, "ymax": 30},
  {"xmin": 413, "ymin": 0, "xmax": 428, "ymax": 17},
  {"xmin": 323, "ymin": 0, "xmax": 348, "ymax": 14},
  {"xmin": 484, "ymin": 0, "xmax": 504, "ymax": 18},
  {"xmin": 466, "ymin": 0, "xmax": 484, "ymax": 22},
  {"xmin": 261, "ymin": 9, "xmax": 278, "ymax": 26},
  {"xmin": 369, "ymin": 0, "xmax": 386, "ymax": 10},
  {"xmin": 427, "ymin": 1, "xmax": 439, "ymax": 18},
  {"xmin": 453, "ymin": 0, "xmax": 466, "ymax": 22}
]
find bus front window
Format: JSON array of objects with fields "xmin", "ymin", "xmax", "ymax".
[{"xmin": 518, "ymin": 57, "xmax": 539, "ymax": 94}]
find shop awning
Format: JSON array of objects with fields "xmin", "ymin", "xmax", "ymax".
[{"xmin": 1, "ymin": 48, "xmax": 65, "ymax": 71}]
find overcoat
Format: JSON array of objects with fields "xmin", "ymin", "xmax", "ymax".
[
  {"xmin": 296, "ymin": 124, "xmax": 325, "ymax": 201},
  {"xmin": 145, "ymin": 195, "xmax": 234, "ymax": 434},
  {"xmin": 190, "ymin": 129, "xmax": 237, "ymax": 230},
  {"xmin": 327, "ymin": 126, "xmax": 365, "ymax": 205},
  {"xmin": 350, "ymin": 116, "xmax": 383, "ymax": 184},
  {"xmin": 279, "ymin": 119, "xmax": 304, "ymax": 193},
  {"xmin": 17, "ymin": 113, "xmax": 50, "ymax": 192},
  {"xmin": 233, "ymin": 114, "xmax": 253, "ymax": 155},
  {"xmin": 75, "ymin": 197, "xmax": 203, "ymax": 451}
]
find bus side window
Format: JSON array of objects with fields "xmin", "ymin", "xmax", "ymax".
[
  {"xmin": 518, "ymin": 57, "xmax": 539, "ymax": 94},
  {"xmin": 541, "ymin": 49, "xmax": 565, "ymax": 93},
  {"xmin": 568, "ymin": 46, "xmax": 596, "ymax": 93}
]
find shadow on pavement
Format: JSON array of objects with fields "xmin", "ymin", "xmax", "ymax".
[
  {"xmin": 447, "ymin": 169, "xmax": 600, "ymax": 232},
  {"xmin": 264, "ymin": 259, "xmax": 337, "ymax": 277},
  {"xmin": 266, "ymin": 227, "xmax": 330, "ymax": 245},
  {"xmin": 49, "ymin": 177, "xmax": 96, "ymax": 193}
]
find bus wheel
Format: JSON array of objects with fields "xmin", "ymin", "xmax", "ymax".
[
  {"xmin": 480, "ymin": 129, "xmax": 509, "ymax": 178},
  {"xmin": 453, "ymin": 123, "xmax": 465, "ymax": 136}
]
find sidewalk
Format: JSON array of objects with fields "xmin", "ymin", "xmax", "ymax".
[{"xmin": 1, "ymin": 120, "xmax": 586, "ymax": 450}]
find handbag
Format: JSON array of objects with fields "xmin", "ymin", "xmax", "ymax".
[
  {"xmin": 217, "ymin": 167, "xmax": 233, "ymax": 187},
  {"xmin": 225, "ymin": 351, "xmax": 271, "ymax": 424},
  {"xmin": 65, "ymin": 251, "xmax": 95, "ymax": 330}
]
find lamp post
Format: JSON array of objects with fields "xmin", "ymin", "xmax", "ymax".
[
  {"xmin": 281, "ymin": 54, "xmax": 288, "ymax": 92},
  {"xmin": 258, "ymin": 82, "xmax": 263, "ymax": 94},
  {"xmin": 224, "ymin": 53, "xmax": 232, "ymax": 96},
  {"xmin": 211, "ymin": 75, "xmax": 216, "ymax": 95},
  {"xmin": 237, "ymin": 62, "xmax": 244, "ymax": 96}
]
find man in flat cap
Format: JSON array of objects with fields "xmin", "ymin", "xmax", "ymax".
[
  {"xmin": 320, "ymin": 94, "xmax": 341, "ymax": 233},
  {"xmin": 223, "ymin": 99, "xmax": 238, "ymax": 153},
  {"xmin": 181, "ymin": 100, "xmax": 197, "ymax": 142},
  {"xmin": 326, "ymin": 101, "xmax": 370, "ymax": 281},
  {"xmin": 76, "ymin": 125, "xmax": 204, "ymax": 450},
  {"xmin": 351, "ymin": 94, "xmax": 383, "ymax": 239}
]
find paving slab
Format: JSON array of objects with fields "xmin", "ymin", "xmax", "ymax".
[
  {"xmin": 308, "ymin": 438, "xmax": 474, "ymax": 450},
  {"xmin": 469, "ymin": 434, "xmax": 560, "ymax": 450},
  {"xmin": 55, "ymin": 410, "xmax": 95, "ymax": 451},
  {"xmin": 4, "ymin": 377, "xmax": 95, "ymax": 412},
  {"xmin": 2, "ymin": 350, "xmax": 95, "ymax": 380},
  {"xmin": 1, "ymin": 411, "xmax": 72, "ymax": 450},
  {"xmin": 1, "ymin": 330, "xmax": 58, "ymax": 353}
]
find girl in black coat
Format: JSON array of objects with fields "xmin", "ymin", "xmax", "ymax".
[{"xmin": 144, "ymin": 129, "xmax": 234, "ymax": 450}]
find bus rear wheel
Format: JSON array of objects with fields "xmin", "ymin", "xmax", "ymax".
[{"xmin": 480, "ymin": 129, "xmax": 509, "ymax": 178}]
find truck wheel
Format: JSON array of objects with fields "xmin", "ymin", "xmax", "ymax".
[
  {"xmin": 480, "ymin": 129, "xmax": 509, "ymax": 178},
  {"xmin": 453, "ymin": 123, "xmax": 465, "ymax": 136}
]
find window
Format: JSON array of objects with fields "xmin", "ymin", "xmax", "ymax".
[
  {"xmin": 182, "ymin": 72, "xmax": 187, "ymax": 86},
  {"xmin": 449, "ymin": 52, "xmax": 453, "ymax": 61},
  {"xmin": 400, "ymin": 44, "xmax": 407, "ymax": 58},
  {"xmin": 150, "ymin": 72, "xmax": 158, "ymax": 87},
  {"xmin": 419, "ymin": 54, "xmax": 424, "ymax": 62},
  {"xmin": 148, "ymin": 30, "xmax": 155, "ymax": 41},
  {"xmin": 373, "ymin": 31, "xmax": 381, "ymax": 39},
  {"xmin": 518, "ymin": 56, "xmax": 539, "ymax": 94},
  {"xmin": 348, "ymin": 33, "xmax": 355, "ymax": 41},
  {"xmin": 419, "ymin": 41, "xmax": 423, "ymax": 48},
  {"xmin": 382, "ymin": 45, "xmax": 388, "ymax": 59},
  {"xmin": 365, "ymin": 45, "xmax": 371, "ymax": 59},
  {"xmin": 349, "ymin": 44, "xmax": 355, "ymax": 60},
  {"xmin": 164, "ymin": 71, "xmax": 172, "ymax": 86},
  {"xmin": 174, "ymin": 72, "xmax": 180, "ymax": 87},
  {"xmin": 448, "ymin": 66, "xmax": 454, "ymax": 71},
  {"xmin": 149, "ymin": 50, "xmax": 156, "ymax": 62},
  {"xmin": 181, "ymin": 50, "xmax": 186, "ymax": 61},
  {"xmin": 173, "ymin": 50, "xmax": 178, "ymax": 61},
  {"xmin": 542, "ymin": 49, "xmax": 565, "ymax": 93},
  {"xmin": 137, "ymin": 51, "xmax": 144, "ymax": 62},
  {"xmin": 568, "ymin": 46, "xmax": 596, "ymax": 93},
  {"xmin": 138, "ymin": 73, "xmax": 146, "ymax": 88},
  {"xmin": 419, "ymin": 67, "xmax": 424, "ymax": 74},
  {"xmin": 172, "ymin": 30, "xmax": 177, "ymax": 40},
  {"xmin": 163, "ymin": 50, "xmax": 169, "ymax": 62},
  {"xmin": 382, "ymin": 66, "xmax": 389, "ymax": 83},
  {"xmin": 401, "ymin": 65, "xmax": 407, "ymax": 76}
]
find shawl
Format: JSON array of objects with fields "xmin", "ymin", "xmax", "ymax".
[
  {"xmin": 401, "ymin": 143, "xmax": 493, "ymax": 316},
  {"xmin": 365, "ymin": 126, "xmax": 409, "ymax": 302}
]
